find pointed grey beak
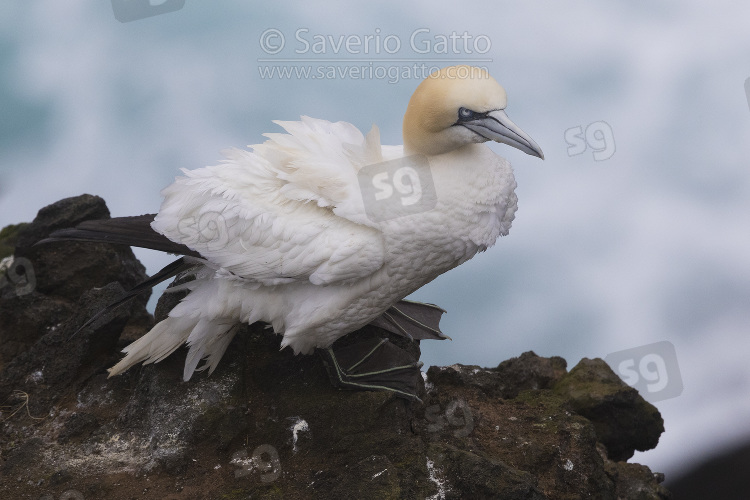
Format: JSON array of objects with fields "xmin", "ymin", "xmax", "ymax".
[{"xmin": 462, "ymin": 110, "xmax": 544, "ymax": 160}]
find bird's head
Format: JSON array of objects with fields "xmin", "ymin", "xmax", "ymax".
[{"xmin": 403, "ymin": 65, "xmax": 544, "ymax": 159}]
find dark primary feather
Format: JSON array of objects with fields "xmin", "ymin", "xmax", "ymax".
[
  {"xmin": 70, "ymin": 257, "xmax": 197, "ymax": 336},
  {"xmin": 37, "ymin": 214, "xmax": 201, "ymax": 257}
]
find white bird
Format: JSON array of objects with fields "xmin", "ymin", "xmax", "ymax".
[{"xmin": 44, "ymin": 65, "xmax": 543, "ymax": 398}]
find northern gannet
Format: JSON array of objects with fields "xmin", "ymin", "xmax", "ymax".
[{"xmin": 42, "ymin": 65, "xmax": 543, "ymax": 399}]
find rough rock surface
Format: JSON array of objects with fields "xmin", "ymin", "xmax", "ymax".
[{"xmin": 0, "ymin": 196, "xmax": 672, "ymax": 499}]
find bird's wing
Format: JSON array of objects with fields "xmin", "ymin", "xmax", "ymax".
[{"xmin": 153, "ymin": 116, "xmax": 388, "ymax": 286}]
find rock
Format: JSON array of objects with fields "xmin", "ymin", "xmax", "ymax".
[
  {"xmin": 427, "ymin": 443, "xmax": 545, "ymax": 499},
  {"xmin": 0, "ymin": 194, "xmax": 150, "ymax": 371},
  {"xmin": 0, "ymin": 437, "xmax": 44, "ymax": 477},
  {"xmin": 57, "ymin": 412, "xmax": 98, "ymax": 444},
  {"xmin": 0, "ymin": 196, "xmax": 672, "ymax": 499},
  {"xmin": 607, "ymin": 459, "xmax": 672, "ymax": 500},
  {"xmin": 13, "ymin": 194, "xmax": 147, "ymax": 301},
  {"xmin": 0, "ymin": 223, "xmax": 28, "ymax": 260},
  {"xmin": 426, "ymin": 351, "xmax": 568, "ymax": 399},
  {"xmin": 553, "ymin": 357, "xmax": 664, "ymax": 461}
]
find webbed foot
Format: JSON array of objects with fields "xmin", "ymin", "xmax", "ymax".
[{"xmin": 318, "ymin": 329, "xmax": 425, "ymax": 402}]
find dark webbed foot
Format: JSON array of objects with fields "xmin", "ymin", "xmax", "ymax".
[
  {"xmin": 319, "ymin": 329, "xmax": 424, "ymax": 401},
  {"xmin": 370, "ymin": 300, "xmax": 451, "ymax": 341},
  {"xmin": 318, "ymin": 300, "xmax": 449, "ymax": 402}
]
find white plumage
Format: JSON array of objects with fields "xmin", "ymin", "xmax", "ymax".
[{"xmin": 108, "ymin": 65, "xmax": 543, "ymax": 381}]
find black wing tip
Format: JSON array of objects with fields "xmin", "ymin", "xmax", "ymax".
[
  {"xmin": 34, "ymin": 237, "xmax": 57, "ymax": 247},
  {"xmin": 31, "ymin": 217, "xmax": 201, "ymax": 257},
  {"xmin": 35, "ymin": 229, "xmax": 89, "ymax": 246},
  {"xmin": 34, "ymin": 230, "xmax": 128, "ymax": 248},
  {"xmin": 69, "ymin": 257, "xmax": 195, "ymax": 339}
]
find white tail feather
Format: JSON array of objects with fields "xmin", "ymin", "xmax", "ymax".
[
  {"xmin": 190, "ymin": 324, "xmax": 240, "ymax": 378},
  {"xmin": 107, "ymin": 316, "xmax": 196, "ymax": 378},
  {"xmin": 183, "ymin": 319, "xmax": 237, "ymax": 380}
]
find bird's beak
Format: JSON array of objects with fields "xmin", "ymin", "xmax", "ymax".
[{"xmin": 462, "ymin": 110, "xmax": 544, "ymax": 160}]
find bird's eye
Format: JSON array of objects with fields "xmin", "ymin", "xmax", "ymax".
[{"xmin": 458, "ymin": 107, "xmax": 475, "ymax": 121}]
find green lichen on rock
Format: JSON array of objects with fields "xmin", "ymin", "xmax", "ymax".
[
  {"xmin": 553, "ymin": 358, "xmax": 665, "ymax": 461},
  {"xmin": 0, "ymin": 222, "xmax": 28, "ymax": 260},
  {"xmin": 427, "ymin": 442, "xmax": 545, "ymax": 499}
]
